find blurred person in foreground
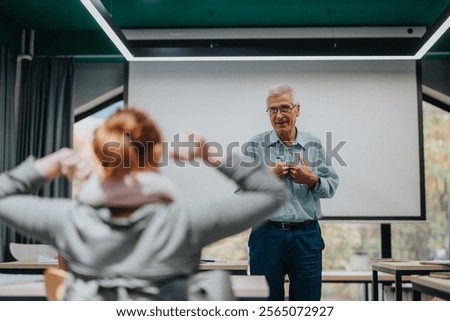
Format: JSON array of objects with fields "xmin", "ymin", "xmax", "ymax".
[{"xmin": 0, "ymin": 108, "xmax": 286, "ymax": 300}]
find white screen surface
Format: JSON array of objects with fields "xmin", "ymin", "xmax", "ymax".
[{"xmin": 128, "ymin": 60, "xmax": 423, "ymax": 220}]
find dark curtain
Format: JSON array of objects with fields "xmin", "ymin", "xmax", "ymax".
[
  {"xmin": 17, "ymin": 57, "xmax": 74, "ymax": 194},
  {"xmin": 0, "ymin": 44, "xmax": 17, "ymax": 261},
  {"xmin": 1, "ymin": 57, "xmax": 75, "ymax": 261}
]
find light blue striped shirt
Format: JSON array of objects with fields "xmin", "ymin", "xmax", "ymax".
[{"xmin": 242, "ymin": 129, "xmax": 339, "ymax": 222}]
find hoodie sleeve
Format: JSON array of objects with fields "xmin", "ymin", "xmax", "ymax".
[
  {"xmin": 186, "ymin": 152, "xmax": 287, "ymax": 248},
  {"xmin": 0, "ymin": 157, "xmax": 45, "ymax": 197}
]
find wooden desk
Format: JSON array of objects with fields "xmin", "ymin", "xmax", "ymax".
[
  {"xmin": 411, "ymin": 275, "xmax": 450, "ymax": 301},
  {"xmin": 323, "ymin": 270, "xmax": 404, "ymax": 282},
  {"xmin": 199, "ymin": 260, "xmax": 248, "ymax": 275},
  {"xmin": 372, "ymin": 260, "xmax": 450, "ymax": 301},
  {"xmin": 0, "ymin": 260, "xmax": 58, "ymax": 274},
  {"xmin": 322, "ymin": 270, "xmax": 410, "ymax": 301},
  {"xmin": 0, "ymin": 275, "xmax": 267, "ymax": 301},
  {"xmin": 0, "ymin": 260, "xmax": 249, "ymax": 275}
]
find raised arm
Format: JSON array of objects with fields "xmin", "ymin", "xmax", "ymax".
[
  {"xmin": 0, "ymin": 149, "xmax": 91, "ymax": 244},
  {"xmin": 0, "ymin": 157, "xmax": 45, "ymax": 197},
  {"xmin": 186, "ymin": 152, "xmax": 287, "ymax": 248},
  {"xmin": 170, "ymin": 133, "xmax": 287, "ymax": 248},
  {"xmin": 0, "ymin": 148, "xmax": 91, "ymax": 197}
]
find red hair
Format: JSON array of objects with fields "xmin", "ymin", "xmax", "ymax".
[{"xmin": 93, "ymin": 108, "xmax": 162, "ymax": 180}]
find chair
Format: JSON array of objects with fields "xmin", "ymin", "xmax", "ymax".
[
  {"xmin": 44, "ymin": 268, "xmax": 69, "ymax": 300},
  {"xmin": 9, "ymin": 242, "xmax": 58, "ymax": 261}
]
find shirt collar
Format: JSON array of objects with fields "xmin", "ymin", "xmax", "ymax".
[{"xmin": 268, "ymin": 128, "xmax": 305, "ymax": 149}]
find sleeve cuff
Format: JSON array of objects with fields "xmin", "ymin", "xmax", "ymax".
[{"xmin": 312, "ymin": 176, "xmax": 321, "ymax": 191}]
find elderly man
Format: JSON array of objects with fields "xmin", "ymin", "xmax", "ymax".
[{"xmin": 243, "ymin": 84, "xmax": 339, "ymax": 300}]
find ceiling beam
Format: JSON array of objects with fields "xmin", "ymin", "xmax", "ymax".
[
  {"xmin": 80, "ymin": 0, "xmax": 450, "ymax": 61},
  {"xmin": 123, "ymin": 27, "xmax": 426, "ymax": 41}
]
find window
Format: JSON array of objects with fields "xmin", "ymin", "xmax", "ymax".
[
  {"xmin": 391, "ymin": 102, "xmax": 449, "ymax": 260},
  {"xmin": 321, "ymin": 223, "xmax": 380, "ymax": 300}
]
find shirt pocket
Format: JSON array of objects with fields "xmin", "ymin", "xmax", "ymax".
[{"xmin": 295, "ymin": 184, "xmax": 310, "ymax": 198}]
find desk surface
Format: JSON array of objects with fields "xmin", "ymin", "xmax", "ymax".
[
  {"xmin": 322, "ymin": 270, "xmax": 410, "ymax": 282},
  {"xmin": 0, "ymin": 260, "xmax": 58, "ymax": 270},
  {"xmin": 0, "ymin": 260, "xmax": 248, "ymax": 272},
  {"xmin": 199, "ymin": 260, "xmax": 248, "ymax": 271},
  {"xmin": 371, "ymin": 260, "xmax": 450, "ymax": 301},
  {"xmin": 0, "ymin": 275, "xmax": 267, "ymax": 300},
  {"xmin": 1, "ymin": 261, "xmax": 409, "ymax": 283},
  {"xmin": 372, "ymin": 260, "xmax": 450, "ymax": 272}
]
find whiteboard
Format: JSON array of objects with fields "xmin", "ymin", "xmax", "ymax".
[{"xmin": 128, "ymin": 60, "xmax": 424, "ymax": 220}]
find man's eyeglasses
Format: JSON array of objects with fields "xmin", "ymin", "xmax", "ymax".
[{"xmin": 266, "ymin": 104, "xmax": 299, "ymax": 115}]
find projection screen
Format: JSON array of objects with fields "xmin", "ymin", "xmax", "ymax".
[{"xmin": 128, "ymin": 60, "xmax": 424, "ymax": 221}]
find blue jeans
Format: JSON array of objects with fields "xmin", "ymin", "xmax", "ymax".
[{"xmin": 248, "ymin": 221, "xmax": 325, "ymax": 301}]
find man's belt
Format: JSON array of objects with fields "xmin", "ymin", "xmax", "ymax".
[{"xmin": 265, "ymin": 220, "xmax": 317, "ymax": 230}]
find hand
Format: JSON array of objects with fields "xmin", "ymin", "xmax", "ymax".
[
  {"xmin": 288, "ymin": 156, "xmax": 319, "ymax": 187},
  {"xmin": 268, "ymin": 162, "xmax": 289, "ymax": 179},
  {"xmin": 35, "ymin": 148, "xmax": 92, "ymax": 181},
  {"xmin": 170, "ymin": 132, "xmax": 205, "ymax": 161},
  {"xmin": 60, "ymin": 154, "xmax": 92, "ymax": 181}
]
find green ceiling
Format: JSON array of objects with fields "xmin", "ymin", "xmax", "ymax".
[
  {"xmin": 0, "ymin": 0, "xmax": 449, "ymax": 57},
  {"xmin": 106, "ymin": 0, "xmax": 448, "ymax": 28}
]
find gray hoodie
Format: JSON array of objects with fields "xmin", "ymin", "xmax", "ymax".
[{"xmin": 0, "ymin": 153, "xmax": 286, "ymax": 300}]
